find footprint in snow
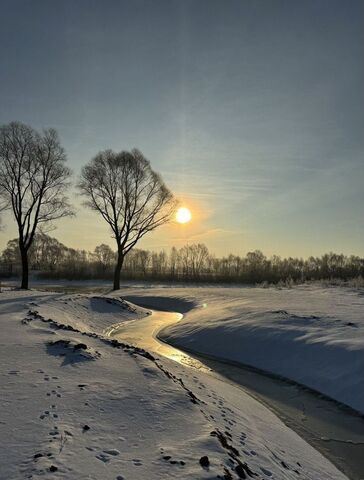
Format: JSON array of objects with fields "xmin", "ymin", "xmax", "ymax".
[
  {"xmin": 46, "ymin": 387, "xmax": 62, "ymax": 398},
  {"xmin": 162, "ymin": 454, "xmax": 185, "ymax": 466},
  {"xmin": 96, "ymin": 453, "xmax": 110, "ymax": 463},
  {"xmin": 103, "ymin": 449, "xmax": 120, "ymax": 456},
  {"xmin": 95, "ymin": 449, "xmax": 120, "ymax": 463}
]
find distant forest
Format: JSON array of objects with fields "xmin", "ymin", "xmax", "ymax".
[{"xmin": 0, "ymin": 233, "xmax": 363, "ymax": 285}]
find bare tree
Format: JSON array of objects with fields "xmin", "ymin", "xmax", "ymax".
[
  {"xmin": 0, "ymin": 122, "xmax": 73, "ymax": 289},
  {"xmin": 178, "ymin": 243, "xmax": 209, "ymax": 278},
  {"xmin": 94, "ymin": 244, "xmax": 115, "ymax": 272},
  {"xmin": 78, "ymin": 149, "xmax": 176, "ymax": 290}
]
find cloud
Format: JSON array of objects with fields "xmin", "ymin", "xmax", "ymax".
[{"xmin": 168, "ymin": 226, "xmax": 241, "ymax": 244}]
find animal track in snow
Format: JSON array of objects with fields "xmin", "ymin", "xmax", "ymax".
[
  {"xmin": 94, "ymin": 448, "xmax": 119, "ymax": 463},
  {"xmin": 103, "ymin": 448, "xmax": 120, "ymax": 456},
  {"xmin": 261, "ymin": 466, "xmax": 273, "ymax": 476}
]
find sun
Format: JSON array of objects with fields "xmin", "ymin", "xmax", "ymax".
[{"xmin": 176, "ymin": 207, "xmax": 192, "ymax": 224}]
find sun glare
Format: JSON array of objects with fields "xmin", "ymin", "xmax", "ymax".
[{"xmin": 176, "ymin": 207, "xmax": 192, "ymax": 224}]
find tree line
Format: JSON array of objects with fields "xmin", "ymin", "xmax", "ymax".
[{"xmin": 1, "ymin": 233, "xmax": 363, "ymax": 284}]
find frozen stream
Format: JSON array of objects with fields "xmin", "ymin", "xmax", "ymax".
[{"xmin": 106, "ymin": 307, "xmax": 364, "ymax": 480}]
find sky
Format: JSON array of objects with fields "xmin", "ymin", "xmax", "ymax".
[{"xmin": 0, "ymin": 0, "xmax": 363, "ymax": 258}]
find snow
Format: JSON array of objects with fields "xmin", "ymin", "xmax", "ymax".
[
  {"xmin": 0, "ymin": 288, "xmax": 348, "ymax": 479},
  {"xmin": 35, "ymin": 294, "xmax": 148, "ymax": 334},
  {"xmin": 121, "ymin": 284, "xmax": 364, "ymax": 414}
]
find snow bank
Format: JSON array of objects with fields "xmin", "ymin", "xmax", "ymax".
[
  {"xmin": 35, "ymin": 293, "xmax": 148, "ymax": 334},
  {"xmin": 122, "ymin": 284, "xmax": 364, "ymax": 413}
]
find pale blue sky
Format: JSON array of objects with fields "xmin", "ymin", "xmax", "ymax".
[{"xmin": 0, "ymin": 0, "xmax": 363, "ymax": 256}]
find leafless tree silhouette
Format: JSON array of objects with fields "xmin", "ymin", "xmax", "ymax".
[
  {"xmin": 78, "ymin": 149, "xmax": 176, "ymax": 290},
  {"xmin": 0, "ymin": 122, "xmax": 73, "ymax": 288}
]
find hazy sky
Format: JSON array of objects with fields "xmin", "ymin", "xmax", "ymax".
[{"xmin": 0, "ymin": 0, "xmax": 363, "ymax": 257}]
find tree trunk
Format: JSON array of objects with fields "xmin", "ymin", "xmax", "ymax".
[
  {"xmin": 20, "ymin": 245, "xmax": 29, "ymax": 289},
  {"xmin": 113, "ymin": 249, "xmax": 124, "ymax": 291}
]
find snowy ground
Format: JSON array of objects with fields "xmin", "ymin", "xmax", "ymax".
[
  {"xmin": 120, "ymin": 284, "xmax": 364, "ymax": 414},
  {"xmin": 0, "ymin": 288, "xmax": 349, "ymax": 479}
]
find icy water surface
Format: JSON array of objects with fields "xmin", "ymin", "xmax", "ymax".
[{"xmin": 109, "ymin": 307, "xmax": 364, "ymax": 480}]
